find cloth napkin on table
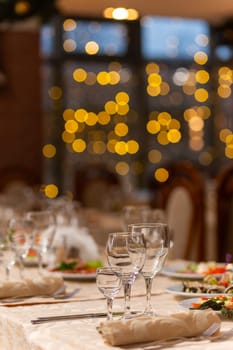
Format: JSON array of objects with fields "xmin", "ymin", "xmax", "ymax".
[
  {"xmin": 0, "ymin": 275, "xmax": 64, "ymax": 299},
  {"xmin": 98, "ymin": 309, "xmax": 221, "ymax": 346}
]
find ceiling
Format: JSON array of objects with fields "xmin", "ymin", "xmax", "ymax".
[{"xmin": 56, "ymin": 0, "xmax": 233, "ymax": 25}]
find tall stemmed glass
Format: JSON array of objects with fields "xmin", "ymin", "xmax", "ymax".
[
  {"xmin": 128, "ymin": 223, "xmax": 169, "ymax": 316},
  {"xmin": 26, "ymin": 210, "xmax": 56, "ymax": 275},
  {"xmin": 96, "ymin": 266, "xmax": 122, "ymax": 321},
  {"xmin": 106, "ymin": 232, "xmax": 146, "ymax": 319},
  {"xmin": 7, "ymin": 217, "xmax": 35, "ymax": 279}
]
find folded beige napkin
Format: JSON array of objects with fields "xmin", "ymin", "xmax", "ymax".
[
  {"xmin": 0, "ymin": 275, "xmax": 64, "ymax": 299},
  {"xmin": 98, "ymin": 309, "xmax": 221, "ymax": 346}
]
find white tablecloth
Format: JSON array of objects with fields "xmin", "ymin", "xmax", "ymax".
[{"xmin": 0, "ymin": 265, "xmax": 232, "ymax": 350}]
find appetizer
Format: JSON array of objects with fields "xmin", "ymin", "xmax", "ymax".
[
  {"xmin": 51, "ymin": 259, "xmax": 103, "ymax": 274},
  {"xmin": 179, "ymin": 261, "xmax": 227, "ymax": 275},
  {"xmin": 190, "ymin": 295, "xmax": 233, "ymax": 319}
]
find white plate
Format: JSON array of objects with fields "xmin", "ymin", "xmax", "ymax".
[
  {"xmin": 179, "ymin": 297, "xmax": 202, "ymax": 309},
  {"xmin": 161, "ymin": 264, "xmax": 226, "ymax": 280},
  {"xmin": 49, "ymin": 271, "xmax": 96, "ymax": 280},
  {"xmin": 166, "ymin": 283, "xmax": 228, "ymax": 298}
]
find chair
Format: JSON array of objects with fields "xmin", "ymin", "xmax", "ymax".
[
  {"xmin": 73, "ymin": 163, "xmax": 123, "ymax": 210},
  {"xmin": 216, "ymin": 163, "xmax": 233, "ymax": 262},
  {"xmin": 149, "ymin": 161, "xmax": 206, "ymax": 261}
]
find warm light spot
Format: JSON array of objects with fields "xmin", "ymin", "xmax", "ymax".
[
  {"xmin": 218, "ymin": 85, "xmax": 232, "ymax": 98},
  {"xmin": 157, "ymin": 131, "xmax": 169, "ymax": 145},
  {"xmin": 72, "ymin": 139, "xmax": 86, "ymax": 152},
  {"xmin": 98, "ymin": 111, "xmax": 111, "ymax": 125},
  {"xmin": 147, "ymin": 85, "xmax": 161, "ymax": 96},
  {"xmin": 44, "ymin": 184, "xmax": 59, "ymax": 199},
  {"xmin": 167, "ymin": 129, "xmax": 181, "ymax": 143},
  {"xmin": 105, "ymin": 101, "xmax": 118, "ymax": 115},
  {"xmin": 115, "ymin": 141, "xmax": 127, "ymax": 155},
  {"xmin": 225, "ymin": 134, "xmax": 233, "ymax": 144},
  {"xmin": 63, "ymin": 39, "xmax": 77, "ymax": 52},
  {"xmin": 73, "ymin": 68, "xmax": 87, "ymax": 82},
  {"xmin": 63, "ymin": 109, "xmax": 75, "ymax": 121},
  {"xmin": 15, "ymin": 1, "xmax": 30, "ymax": 15},
  {"xmin": 146, "ymin": 120, "xmax": 160, "ymax": 134},
  {"xmin": 115, "ymin": 123, "xmax": 128, "ymax": 137},
  {"xmin": 194, "ymin": 88, "xmax": 208, "ymax": 102},
  {"xmin": 85, "ymin": 112, "xmax": 98, "ymax": 126},
  {"xmin": 154, "ymin": 168, "xmax": 169, "ymax": 182},
  {"xmin": 183, "ymin": 108, "xmax": 197, "ymax": 122},
  {"xmin": 48, "ymin": 86, "xmax": 62, "ymax": 100},
  {"xmin": 160, "ymin": 82, "xmax": 170, "ymax": 95},
  {"xmin": 189, "ymin": 137, "xmax": 204, "ymax": 151},
  {"xmin": 148, "ymin": 149, "xmax": 162, "ymax": 164},
  {"xmin": 146, "ymin": 63, "xmax": 160, "ymax": 74},
  {"xmin": 62, "ymin": 131, "xmax": 75, "ymax": 143},
  {"xmin": 194, "ymin": 51, "xmax": 208, "ymax": 65},
  {"xmin": 75, "ymin": 108, "xmax": 88, "ymax": 122},
  {"xmin": 109, "ymin": 71, "xmax": 120, "ymax": 84},
  {"xmin": 158, "ymin": 112, "xmax": 171, "ymax": 126},
  {"xmin": 182, "ymin": 82, "xmax": 196, "ymax": 95},
  {"xmin": 115, "ymin": 92, "xmax": 129, "ymax": 105},
  {"xmin": 42, "ymin": 144, "xmax": 56, "ymax": 158},
  {"xmin": 219, "ymin": 128, "xmax": 232, "ymax": 142},
  {"xmin": 63, "ymin": 19, "xmax": 77, "ymax": 31},
  {"xmin": 93, "ymin": 141, "xmax": 106, "ymax": 154},
  {"xmin": 97, "ymin": 71, "xmax": 110, "ymax": 85},
  {"xmin": 85, "ymin": 72, "xmax": 97, "ymax": 85},
  {"xmin": 85, "ymin": 41, "xmax": 99, "ymax": 55},
  {"xmin": 112, "ymin": 7, "xmax": 128, "ymax": 20},
  {"xmin": 199, "ymin": 151, "xmax": 213, "ymax": 166},
  {"xmin": 195, "ymin": 70, "xmax": 210, "ymax": 84},
  {"xmin": 127, "ymin": 140, "xmax": 139, "ymax": 154},
  {"xmin": 107, "ymin": 139, "xmax": 117, "ymax": 153},
  {"xmin": 65, "ymin": 120, "xmax": 78, "ymax": 133},
  {"xmin": 115, "ymin": 162, "xmax": 129, "ymax": 176},
  {"xmin": 189, "ymin": 116, "xmax": 204, "ymax": 131},
  {"xmin": 197, "ymin": 106, "xmax": 211, "ymax": 120},
  {"xmin": 117, "ymin": 104, "xmax": 129, "ymax": 115},
  {"xmin": 225, "ymin": 145, "xmax": 233, "ymax": 158},
  {"xmin": 127, "ymin": 8, "xmax": 139, "ymax": 20},
  {"xmin": 103, "ymin": 7, "xmax": 114, "ymax": 19},
  {"xmin": 168, "ymin": 119, "xmax": 180, "ymax": 130},
  {"xmin": 148, "ymin": 73, "xmax": 162, "ymax": 87}
]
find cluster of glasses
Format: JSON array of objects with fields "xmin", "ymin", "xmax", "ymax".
[
  {"xmin": 96, "ymin": 222, "xmax": 170, "ymax": 320},
  {"xmin": 0, "ymin": 209, "xmax": 57, "ymax": 279}
]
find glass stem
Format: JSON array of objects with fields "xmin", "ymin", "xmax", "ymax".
[
  {"xmin": 144, "ymin": 277, "xmax": 153, "ymax": 315},
  {"xmin": 123, "ymin": 282, "xmax": 132, "ymax": 318},
  {"xmin": 107, "ymin": 297, "xmax": 113, "ymax": 320}
]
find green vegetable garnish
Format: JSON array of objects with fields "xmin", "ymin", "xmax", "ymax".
[
  {"xmin": 56, "ymin": 261, "xmax": 78, "ymax": 270},
  {"xmin": 85, "ymin": 260, "xmax": 103, "ymax": 268}
]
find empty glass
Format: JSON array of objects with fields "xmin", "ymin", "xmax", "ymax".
[
  {"xmin": 106, "ymin": 231, "xmax": 146, "ymax": 318},
  {"xmin": 96, "ymin": 266, "xmax": 122, "ymax": 320},
  {"xmin": 128, "ymin": 223, "xmax": 169, "ymax": 316},
  {"xmin": 26, "ymin": 210, "xmax": 56, "ymax": 274}
]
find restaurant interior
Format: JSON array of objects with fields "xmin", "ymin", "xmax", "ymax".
[{"xmin": 0, "ymin": 2, "xmax": 233, "ymax": 349}]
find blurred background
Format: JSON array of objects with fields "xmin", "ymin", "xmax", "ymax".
[{"xmin": 0, "ymin": 0, "xmax": 233, "ymax": 207}]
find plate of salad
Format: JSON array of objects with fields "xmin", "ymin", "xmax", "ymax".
[
  {"xmin": 161, "ymin": 261, "xmax": 227, "ymax": 279},
  {"xmin": 180, "ymin": 295, "xmax": 233, "ymax": 319},
  {"xmin": 49, "ymin": 259, "xmax": 103, "ymax": 280}
]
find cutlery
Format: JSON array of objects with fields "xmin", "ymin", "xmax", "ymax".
[{"xmin": 31, "ymin": 310, "xmax": 139, "ymax": 324}]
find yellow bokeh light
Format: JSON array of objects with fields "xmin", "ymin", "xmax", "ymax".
[
  {"xmin": 42, "ymin": 144, "xmax": 56, "ymax": 158},
  {"xmin": 194, "ymin": 88, "xmax": 208, "ymax": 102},
  {"xmin": 63, "ymin": 109, "xmax": 75, "ymax": 121},
  {"xmin": 158, "ymin": 112, "xmax": 171, "ymax": 126},
  {"xmin": 189, "ymin": 116, "xmax": 204, "ymax": 131},
  {"xmin": 218, "ymin": 85, "xmax": 232, "ymax": 98},
  {"xmin": 160, "ymin": 82, "xmax": 170, "ymax": 95},
  {"xmin": 147, "ymin": 85, "xmax": 161, "ymax": 96},
  {"xmin": 157, "ymin": 131, "xmax": 169, "ymax": 145},
  {"xmin": 114, "ymin": 123, "xmax": 128, "ymax": 137},
  {"xmin": 117, "ymin": 104, "xmax": 129, "ymax": 115},
  {"xmin": 146, "ymin": 120, "xmax": 160, "ymax": 134},
  {"xmin": 127, "ymin": 8, "xmax": 139, "ymax": 20},
  {"xmin": 15, "ymin": 1, "xmax": 30, "ymax": 15},
  {"xmin": 85, "ymin": 41, "xmax": 99, "ymax": 55},
  {"xmin": 225, "ymin": 145, "xmax": 233, "ymax": 158},
  {"xmin": 85, "ymin": 72, "xmax": 97, "ymax": 85},
  {"xmin": 115, "ymin": 162, "xmax": 129, "ymax": 175},
  {"xmin": 85, "ymin": 112, "xmax": 98, "ymax": 126},
  {"xmin": 154, "ymin": 168, "xmax": 169, "ymax": 182},
  {"xmin": 194, "ymin": 51, "xmax": 208, "ymax": 65},
  {"xmin": 73, "ymin": 68, "xmax": 87, "ymax": 83},
  {"xmin": 62, "ymin": 131, "xmax": 75, "ymax": 143},
  {"xmin": 195, "ymin": 70, "xmax": 210, "ymax": 84},
  {"xmin": 115, "ymin": 92, "xmax": 129, "ymax": 105},
  {"xmin": 75, "ymin": 108, "xmax": 88, "ymax": 122},
  {"xmin": 107, "ymin": 139, "xmax": 117, "ymax": 153},
  {"xmin": 148, "ymin": 149, "xmax": 162, "ymax": 164},
  {"xmin": 127, "ymin": 140, "xmax": 139, "ymax": 154},
  {"xmin": 98, "ymin": 111, "xmax": 111, "ymax": 125},
  {"xmin": 112, "ymin": 7, "xmax": 128, "ymax": 20},
  {"xmin": 44, "ymin": 184, "xmax": 59, "ymax": 199},
  {"xmin": 97, "ymin": 71, "xmax": 110, "ymax": 85},
  {"xmin": 219, "ymin": 128, "xmax": 232, "ymax": 142},
  {"xmin": 168, "ymin": 119, "xmax": 180, "ymax": 130},
  {"xmin": 225, "ymin": 134, "xmax": 233, "ymax": 144},
  {"xmin": 93, "ymin": 141, "xmax": 106, "ymax": 154},
  {"xmin": 145, "ymin": 62, "xmax": 160, "ymax": 74},
  {"xmin": 72, "ymin": 139, "xmax": 86, "ymax": 152},
  {"xmin": 105, "ymin": 101, "xmax": 118, "ymax": 115},
  {"xmin": 189, "ymin": 137, "xmax": 204, "ymax": 151},
  {"xmin": 115, "ymin": 141, "xmax": 127, "ymax": 155},
  {"xmin": 109, "ymin": 71, "xmax": 120, "ymax": 84},
  {"xmin": 65, "ymin": 119, "xmax": 78, "ymax": 133},
  {"xmin": 167, "ymin": 129, "xmax": 181, "ymax": 143},
  {"xmin": 63, "ymin": 19, "xmax": 77, "ymax": 31}
]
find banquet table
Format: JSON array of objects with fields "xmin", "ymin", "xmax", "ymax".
[{"xmin": 0, "ymin": 262, "xmax": 232, "ymax": 350}]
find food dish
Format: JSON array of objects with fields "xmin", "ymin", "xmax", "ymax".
[
  {"xmin": 161, "ymin": 262, "xmax": 227, "ymax": 279},
  {"xmin": 166, "ymin": 283, "xmax": 229, "ymax": 298}
]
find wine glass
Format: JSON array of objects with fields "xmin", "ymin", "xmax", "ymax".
[
  {"xmin": 26, "ymin": 210, "xmax": 56, "ymax": 274},
  {"xmin": 106, "ymin": 231, "xmax": 146, "ymax": 319},
  {"xmin": 96, "ymin": 266, "xmax": 122, "ymax": 321},
  {"xmin": 128, "ymin": 223, "xmax": 169, "ymax": 316},
  {"xmin": 7, "ymin": 217, "xmax": 35, "ymax": 279}
]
